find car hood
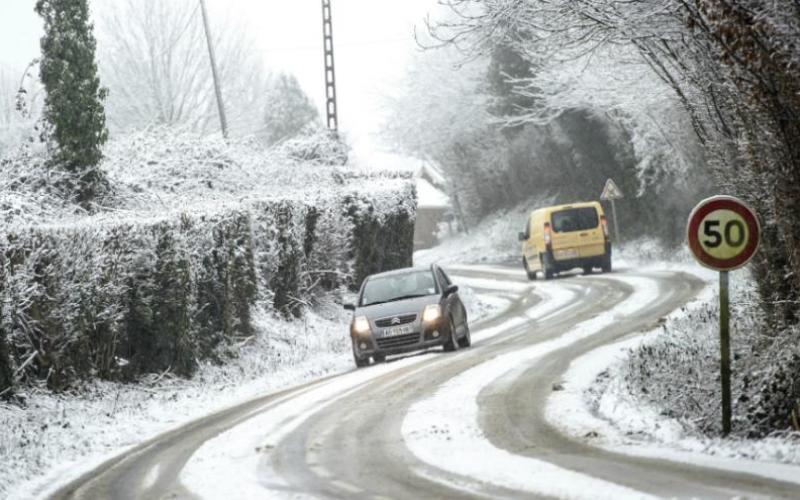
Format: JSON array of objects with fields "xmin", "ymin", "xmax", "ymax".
[{"xmin": 357, "ymin": 294, "xmax": 439, "ymax": 318}]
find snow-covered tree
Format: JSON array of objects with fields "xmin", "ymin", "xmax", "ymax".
[
  {"xmin": 35, "ymin": 0, "xmax": 109, "ymax": 205},
  {"xmin": 0, "ymin": 61, "xmax": 45, "ymax": 153},
  {"xmin": 261, "ymin": 73, "xmax": 319, "ymax": 145},
  {"xmin": 94, "ymin": 0, "xmax": 272, "ymax": 138}
]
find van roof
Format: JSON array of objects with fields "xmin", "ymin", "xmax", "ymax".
[{"xmin": 530, "ymin": 201, "xmax": 601, "ymax": 215}]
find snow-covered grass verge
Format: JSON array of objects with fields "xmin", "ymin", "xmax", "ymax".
[
  {"xmin": 0, "ymin": 302, "xmax": 352, "ymax": 499},
  {"xmin": 414, "ymin": 202, "xmax": 690, "ymax": 270},
  {"xmin": 547, "ymin": 267, "xmax": 800, "ymax": 475},
  {"xmin": 415, "ymin": 203, "xmax": 540, "ymax": 266}
]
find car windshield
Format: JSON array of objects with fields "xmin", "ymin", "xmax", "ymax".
[
  {"xmin": 360, "ymin": 270, "xmax": 438, "ymax": 306},
  {"xmin": 551, "ymin": 207, "xmax": 599, "ymax": 233}
]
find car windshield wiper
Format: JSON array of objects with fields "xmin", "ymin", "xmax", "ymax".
[
  {"xmin": 362, "ymin": 293, "xmax": 429, "ymax": 307},
  {"xmin": 390, "ymin": 293, "xmax": 428, "ymax": 301}
]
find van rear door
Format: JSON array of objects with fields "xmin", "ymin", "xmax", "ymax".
[{"xmin": 549, "ymin": 206, "xmax": 605, "ymax": 259}]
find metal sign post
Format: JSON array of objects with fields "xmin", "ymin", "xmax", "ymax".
[
  {"xmin": 719, "ymin": 270, "xmax": 731, "ymax": 434},
  {"xmin": 600, "ymin": 179, "xmax": 623, "ymax": 242},
  {"xmin": 687, "ymin": 195, "xmax": 760, "ymax": 436}
]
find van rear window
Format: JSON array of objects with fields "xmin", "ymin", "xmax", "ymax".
[{"xmin": 551, "ymin": 207, "xmax": 599, "ymax": 233}]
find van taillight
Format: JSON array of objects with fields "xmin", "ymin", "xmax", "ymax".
[
  {"xmin": 600, "ymin": 215, "xmax": 609, "ymax": 239},
  {"xmin": 544, "ymin": 222, "xmax": 552, "ymax": 247}
]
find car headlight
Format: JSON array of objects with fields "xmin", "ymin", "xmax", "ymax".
[
  {"xmin": 352, "ymin": 316, "xmax": 371, "ymax": 335},
  {"xmin": 422, "ymin": 304, "xmax": 441, "ymax": 322}
]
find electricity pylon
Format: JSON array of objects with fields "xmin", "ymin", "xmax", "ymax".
[{"xmin": 321, "ymin": 0, "xmax": 338, "ymax": 132}]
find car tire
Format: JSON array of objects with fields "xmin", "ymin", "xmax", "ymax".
[
  {"xmin": 352, "ymin": 341, "xmax": 369, "ymax": 368},
  {"xmin": 541, "ymin": 254, "xmax": 555, "ymax": 280},
  {"xmin": 582, "ymin": 266, "xmax": 592, "ymax": 275},
  {"xmin": 457, "ymin": 322, "xmax": 471, "ymax": 348},
  {"xmin": 523, "ymin": 257, "xmax": 537, "ymax": 280},
  {"xmin": 601, "ymin": 255, "xmax": 612, "ymax": 273},
  {"xmin": 443, "ymin": 317, "xmax": 459, "ymax": 352}
]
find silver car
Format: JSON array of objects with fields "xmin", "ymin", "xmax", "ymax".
[{"xmin": 344, "ymin": 265, "xmax": 470, "ymax": 368}]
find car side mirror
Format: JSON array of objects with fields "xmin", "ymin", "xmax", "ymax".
[
  {"xmin": 444, "ymin": 284, "xmax": 458, "ymax": 297},
  {"xmin": 518, "ymin": 232, "xmax": 527, "ymax": 241},
  {"xmin": 343, "ymin": 303, "xmax": 356, "ymax": 311}
]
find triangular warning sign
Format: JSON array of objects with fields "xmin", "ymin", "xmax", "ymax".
[{"xmin": 600, "ymin": 178, "xmax": 624, "ymax": 200}]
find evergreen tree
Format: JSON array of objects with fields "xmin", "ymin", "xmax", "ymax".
[
  {"xmin": 35, "ymin": 0, "xmax": 109, "ymax": 206},
  {"xmin": 262, "ymin": 73, "xmax": 319, "ymax": 145}
]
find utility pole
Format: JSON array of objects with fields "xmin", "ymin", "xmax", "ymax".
[
  {"xmin": 321, "ymin": 0, "xmax": 338, "ymax": 132},
  {"xmin": 199, "ymin": 0, "xmax": 228, "ymax": 138}
]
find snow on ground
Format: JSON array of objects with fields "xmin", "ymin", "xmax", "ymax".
[
  {"xmin": 457, "ymin": 283, "xmax": 513, "ymax": 324},
  {"xmin": 545, "ymin": 259, "xmax": 800, "ymax": 471},
  {"xmin": 181, "ymin": 354, "xmax": 437, "ymax": 500},
  {"xmin": 414, "ymin": 203, "xmax": 537, "ymax": 266},
  {"xmin": 546, "ymin": 273, "xmax": 800, "ymax": 480},
  {"xmin": 1, "ymin": 304, "xmax": 352, "ymax": 499},
  {"xmin": 0, "ymin": 276, "xmax": 513, "ymax": 498},
  {"xmin": 402, "ymin": 275, "xmax": 662, "ymax": 499}
]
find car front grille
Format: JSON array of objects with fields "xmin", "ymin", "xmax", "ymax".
[
  {"xmin": 375, "ymin": 313, "xmax": 417, "ymax": 328},
  {"xmin": 376, "ymin": 332, "xmax": 420, "ymax": 349}
]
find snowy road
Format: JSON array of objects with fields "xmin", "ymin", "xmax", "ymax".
[{"xmin": 49, "ymin": 265, "xmax": 800, "ymax": 499}]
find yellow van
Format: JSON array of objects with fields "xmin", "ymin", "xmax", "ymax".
[{"xmin": 518, "ymin": 201, "xmax": 611, "ymax": 280}]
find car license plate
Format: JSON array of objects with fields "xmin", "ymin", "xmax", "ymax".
[
  {"xmin": 556, "ymin": 248, "xmax": 578, "ymax": 259},
  {"xmin": 383, "ymin": 325, "xmax": 413, "ymax": 337}
]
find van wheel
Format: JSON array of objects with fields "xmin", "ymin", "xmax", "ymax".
[
  {"xmin": 541, "ymin": 254, "xmax": 555, "ymax": 280},
  {"xmin": 601, "ymin": 255, "xmax": 612, "ymax": 273},
  {"xmin": 523, "ymin": 257, "xmax": 537, "ymax": 280}
]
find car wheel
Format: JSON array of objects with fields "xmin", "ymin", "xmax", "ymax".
[
  {"xmin": 457, "ymin": 322, "xmax": 471, "ymax": 348},
  {"xmin": 443, "ymin": 317, "xmax": 459, "ymax": 352},
  {"xmin": 523, "ymin": 257, "xmax": 537, "ymax": 280},
  {"xmin": 352, "ymin": 341, "xmax": 369, "ymax": 368},
  {"xmin": 601, "ymin": 255, "xmax": 612, "ymax": 273},
  {"xmin": 582, "ymin": 266, "xmax": 592, "ymax": 275}
]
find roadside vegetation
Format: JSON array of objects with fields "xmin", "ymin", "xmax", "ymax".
[
  {"xmin": 390, "ymin": 1, "xmax": 800, "ymax": 438},
  {"xmin": 0, "ymin": 0, "xmax": 416, "ymax": 400}
]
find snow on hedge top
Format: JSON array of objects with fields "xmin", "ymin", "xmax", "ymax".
[{"xmin": 1, "ymin": 127, "xmax": 415, "ymax": 229}]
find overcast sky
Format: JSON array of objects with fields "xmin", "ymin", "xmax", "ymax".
[{"xmin": 0, "ymin": 0, "xmax": 440, "ymax": 156}]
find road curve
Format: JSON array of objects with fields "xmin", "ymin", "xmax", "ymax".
[{"xmin": 48, "ymin": 264, "xmax": 799, "ymax": 499}]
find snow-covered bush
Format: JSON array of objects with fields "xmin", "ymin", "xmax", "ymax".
[
  {"xmin": 0, "ymin": 129, "xmax": 416, "ymax": 396},
  {"xmin": 621, "ymin": 276, "xmax": 800, "ymax": 437}
]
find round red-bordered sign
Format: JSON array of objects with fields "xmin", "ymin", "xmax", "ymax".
[{"xmin": 687, "ymin": 195, "xmax": 760, "ymax": 271}]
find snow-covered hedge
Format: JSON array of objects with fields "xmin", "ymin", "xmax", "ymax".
[
  {"xmin": 0, "ymin": 129, "xmax": 416, "ymax": 395},
  {"xmin": 621, "ymin": 276, "xmax": 800, "ymax": 438},
  {"xmin": 0, "ymin": 187, "xmax": 414, "ymax": 394}
]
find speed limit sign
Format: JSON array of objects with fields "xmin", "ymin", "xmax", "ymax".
[
  {"xmin": 687, "ymin": 195, "xmax": 759, "ymax": 436},
  {"xmin": 687, "ymin": 195, "xmax": 760, "ymax": 271}
]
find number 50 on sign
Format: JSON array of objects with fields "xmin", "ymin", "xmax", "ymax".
[{"xmin": 688, "ymin": 196, "xmax": 760, "ymax": 271}]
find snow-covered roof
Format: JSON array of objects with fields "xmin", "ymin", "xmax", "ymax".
[
  {"xmin": 417, "ymin": 178, "xmax": 450, "ymax": 209},
  {"xmin": 416, "ymin": 161, "xmax": 447, "ymax": 188}
]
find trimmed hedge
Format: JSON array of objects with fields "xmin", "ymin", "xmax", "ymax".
[{"xmin": 0, "ymin": 183, "xmax": 415, "ymax": 395}]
